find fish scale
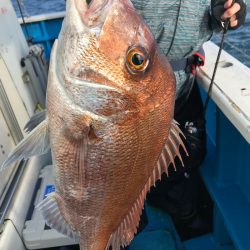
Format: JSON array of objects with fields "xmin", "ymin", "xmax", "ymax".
[{"xmin": 0, "ymin": 1, "xmax": 187, "ymax": 249}]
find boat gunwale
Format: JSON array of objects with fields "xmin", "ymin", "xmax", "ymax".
[{"xmin": 18, "ymin": 11, "xmax": 65, "ymax": 24}]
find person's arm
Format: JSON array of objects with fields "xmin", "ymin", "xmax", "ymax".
[{"xmin": 211, "ymin": 0, "xmax": 247, "ymax": 31}]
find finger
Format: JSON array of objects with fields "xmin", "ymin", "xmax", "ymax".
[
  {"xmin": 230, "ymin": 19, "xmax": 238, "ymax": 28},
  {"xmin": 230, "ymin": 15, "xmax": 237, "ymax": 22},
  {"xmin": 222, "ymin": 3, "xmax": 240, "ymax": 20},
  {"xmin": 224, "ymin": 0, "xmax": 233, "ymax": 9}
]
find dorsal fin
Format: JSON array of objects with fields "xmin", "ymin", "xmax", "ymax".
[
  {"xmin": 160, "ymin": 120, "xmax": 188, "ymax": 175},
  {"xmin": 106, "ymin": 120, "xmax": 187, "ymax": 250}
]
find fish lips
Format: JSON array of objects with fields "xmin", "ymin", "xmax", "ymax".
[
  {"xmin": 73, "ymin": 0, "xmax": 114, "ymax": 31},
  {"xmin": 72, "ymin": 0, "xmax": 142, "ymax": 40}
]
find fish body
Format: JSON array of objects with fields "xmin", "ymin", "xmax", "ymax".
[{"xmin": 1, "ymin": 0, "xmax": 186, "ymax": 249}]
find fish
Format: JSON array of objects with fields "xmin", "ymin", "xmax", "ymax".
[{"xmin": 1, "ymin": 0, "xmax": 187, "ymax": 249}]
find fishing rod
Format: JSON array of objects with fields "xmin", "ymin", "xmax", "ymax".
[{"xmin": 203, "ymin": 0, "xmax": 235, "ymax": 115}]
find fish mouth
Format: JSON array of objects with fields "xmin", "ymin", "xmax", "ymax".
[
  {"xmin": 61, "ymin": 0, "xmax": 136, "ymax": 92},
  {"xmin": 72, "ymin": 0, "xmax": 114, "ymax": 34},
  {"xmin": 61, "ymin": 0, "xmax": 117, "ymax": 86}
]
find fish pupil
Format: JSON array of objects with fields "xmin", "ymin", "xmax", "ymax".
[
  {"xmin": 132, "ymin": 53, "xmax": 144, "ymax": 66},
  {"xmin": 86, "ymin": 0, "xmax": 92, "ymax": 5}
]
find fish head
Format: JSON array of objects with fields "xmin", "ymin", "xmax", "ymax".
[{"xmin": 56, "ymin": 0, "xmax": 176, "ymax": 122}]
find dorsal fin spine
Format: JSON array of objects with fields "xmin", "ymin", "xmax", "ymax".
[{"xmin": 165, "ymin": 144, "xmax": 176, "ymax": 171}]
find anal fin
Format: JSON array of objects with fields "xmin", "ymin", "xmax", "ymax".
[{"xmin": 37, "ymin": 193, "xmax": 79, "ymax": 241}]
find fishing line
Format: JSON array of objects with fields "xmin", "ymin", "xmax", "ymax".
[
  {"xmin": 166, "ymin": 0, "xmax": 182, "ymax": 56},
  {"xmin": 203, "ymin": 0, "xmax": 235, "ymax": 115},
  {"xmin": 16, "ymin": 0, "xmax": 32, "ymax": 43},
  {"xmin": 223, "ymin": 38, "xmax": 250, "ymax": 60}
]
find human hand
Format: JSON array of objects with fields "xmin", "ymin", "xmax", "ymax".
[
  {"xmin": 222, "ymin": 0, "xmax": 244, "ymax": 28},
  {"xmin": 212, "ymin": 0, "xmax": 247, "ymax": 30}
]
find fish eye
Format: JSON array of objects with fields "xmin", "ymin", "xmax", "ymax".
[
  {"xmin": 126, "ymin": 47, "xmax": 149, "ymax": 74},
  {"xmin": 86, "ymin": 0, "xmax": 92, "ymax": 5}
]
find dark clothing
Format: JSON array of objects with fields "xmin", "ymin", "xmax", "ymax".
[{"xmin": 135, "ymin": 0, "xmax": 247, "ymax": 239}]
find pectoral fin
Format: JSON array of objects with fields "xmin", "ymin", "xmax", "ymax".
[
  {"xmin": 24, "ymin": 109, "xmax": 47, "ymax": 132},
  {"xmin": 1, "ymin": 119, "xmax": 50, "ymax": 171}
]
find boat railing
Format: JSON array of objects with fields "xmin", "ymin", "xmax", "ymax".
[
  {"xmin": 18, "ymin": 11, "xmax": 65, "ymax": 24},
  {"xmin": 18, "ymin": 12, "xmax": 65, "ymax": 59}
]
